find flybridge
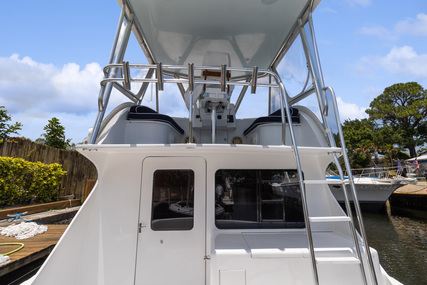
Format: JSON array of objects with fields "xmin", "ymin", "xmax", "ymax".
[{"xmin": 90, "ymin": 0, "xmax": 328, "ymax": 145}]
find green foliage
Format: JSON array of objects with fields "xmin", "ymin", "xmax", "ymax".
[
  {"xmin": 0, "ymin": 106, "xmax": 22, "ymax": 143},
  {"xmin": 0, "ymin": 157, "xmax": 67, "ymax": 206},
  {"xmin": 340, "ymin": 118, "xmax": 408, "ymax": 168},
  {"xmin": 40, "ymin": 117, "xmax": 72, "ymax": 150},
  {"xmin": 341, "ymin": 119, "xmax": 375, "ymax": 168},
  {"xmin": 366, "ymin": 82, "xmax": 427, "ymax": 157}
]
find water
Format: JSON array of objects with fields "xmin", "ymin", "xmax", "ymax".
[{"xmin": 363, "ymin": 205, "xmax": 427, "ymax": 285}]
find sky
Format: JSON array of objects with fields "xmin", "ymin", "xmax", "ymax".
[{"xmin": 0, "ymin": 0, "xmax": 426, "ymax": 144}]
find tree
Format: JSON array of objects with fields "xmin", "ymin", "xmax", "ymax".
[
  {"xmin": 339, "ymin": 118, "xmax": 407, "ymax": 168},
  {"xmin": 40, "ymin": 117, "xmax": 72, "ymax": 149},
  {"xmin": 366, "ymin": 82, "xmax": 427, "ymax": 158},
  {"xmin": 0, "ymin": 106, "xmax": 22, "ymax": 143},
  {"xmin": 340, "ymin": 119, "xmax": 375, "ymax": 168}
]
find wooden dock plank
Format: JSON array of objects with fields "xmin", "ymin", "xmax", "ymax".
[
  {"xmin": 0, "ymin": 224, "xmax": 67, "ymax": 276},
  {"xmin": 393, "ymin": 182, "xmax": 427, "ymax": 195}
]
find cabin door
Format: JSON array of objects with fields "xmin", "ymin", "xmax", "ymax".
[{"xmin": 135, "ymin": 156, "xmax": 206, "ymax": 285}]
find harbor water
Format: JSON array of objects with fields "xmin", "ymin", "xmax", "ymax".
[{"xmin": 363, "ymin": 204, "xmax": 427, "ymax": 285}]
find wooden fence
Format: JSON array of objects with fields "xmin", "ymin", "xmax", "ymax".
[{"xmin": 0, "ymin": 138, "xmax": 97, "ymax": 200}]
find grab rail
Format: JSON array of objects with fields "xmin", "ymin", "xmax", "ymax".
[
  {"xmin": 325, "ymin": 86, "xmax": 378, "ymax": 285},
  {"xmin": 91, "ymin": 63, "xmax": 283, "ymax": 144}
]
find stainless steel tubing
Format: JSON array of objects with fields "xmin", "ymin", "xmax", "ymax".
[
  {"xmin": 221, "ymin": 64, "xmax": 227, "ymax": 93},
  {"xmin": 188, "ymin": 63, "xmax": 194, "ymax": 143},
  {"xmin": 156, "ymin": 63, "xmax": 164, "ymax": 91},
  {"xmin": 251, "ymin": 66, "xmax": 258, "ymax": 94}
]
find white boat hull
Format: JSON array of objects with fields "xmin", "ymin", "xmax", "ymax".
[{"xmin": 329, "ymin": 178, "xmax": 404, "ymax": 211}]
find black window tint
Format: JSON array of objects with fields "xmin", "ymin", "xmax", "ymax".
[
  {"xmin": 215, "ymin": 169, "xmax": 305, "ymax": 229},
  {"xmin": 151, "ymin": 170, "xmax": 194, "ymax": 231}
]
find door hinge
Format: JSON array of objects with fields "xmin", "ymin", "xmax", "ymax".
[{"xmin": 204, "ymin": 255, "xmax": 211, "ymax": 260}]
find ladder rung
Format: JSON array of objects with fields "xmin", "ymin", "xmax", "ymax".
[
  {"xmin": 316, "ymin": 257, "xmax": 361, "ymax": 264},
  {"xmin": 309, "ymin": 216, "xmax": 351, "ymax": 222}
]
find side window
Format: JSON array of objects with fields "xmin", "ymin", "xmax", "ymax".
[
  {"xmin": 215, "ymin": 169, "xmax": 305, "ymax": 229},
  {"xmin": 151, "ymin": 170, "xmax": 194, "ymax": 231}
]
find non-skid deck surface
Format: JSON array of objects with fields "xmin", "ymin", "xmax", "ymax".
[{"xmin": 0, "ymin": 224, "xmax": 67, "ymax": 276}]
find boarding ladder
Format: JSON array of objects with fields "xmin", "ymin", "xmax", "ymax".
[
  {"xmin": 279, "ymin": 82, "xmax": 379, "ymax": 285},
  {"xmin": 278, "ymin": 12, "xmax": 379, "ymax": 284}
]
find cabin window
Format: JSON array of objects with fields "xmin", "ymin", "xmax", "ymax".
[
  {"xmin": 215, "ymin": 169, "xmax": 305, "ymax": 229},
  {"xmin": 151, "ymin": 170, "xmax": 194, "ymax": 231}
]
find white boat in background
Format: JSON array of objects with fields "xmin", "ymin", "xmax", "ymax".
[
  {"xmin": 407, "ymin": 155, "xmax": 427, "ymax": 179},
  {"xmin": 24, "ymin": 0, "xmax": 402, "ymax": 284},
  {"xmin": 327, "ymin": 168, "xmax": 417, "ymax": 211}
]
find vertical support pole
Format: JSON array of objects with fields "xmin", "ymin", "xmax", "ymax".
[
  {"xmin": 251, "ymin": 66, "xmax": 258, "ymax": 94},
  {"xmin": 268, "ymin": 74, "xmax": 272, "ymax": 114},
  {"xmin": 220, "ymin": 65, "xmax": 227, "ymax": 93},
  {"xmin": 328, "ymin": 87, "xmax": 376, "ymax": 285},
  {"xmin": 298, "ymin": 18, "xmax": 326, "ymax": 124},
  {"xmin": 90, "ymin": 7, "xmax": 133, "ymax": 144},
  {"xmin": 155, "ymin": 63, "xmax": 163, "ymax": 113},
  {"xmin": 123, "ymin": 61, "xmax": 131, "ymax": 90},
  {"xmin": 188, "ymin": 63, "xmax": 194, "ymax": 143},
  {"xmin": 155, "ymin": 83, "xmax": 159, "ymax": 113},
  {"xmin": 156, "ymin": 63, "xmax": 164, "ymax": 91},
  {"xmin": 211, "ymin": 106, "xmax": 217, "ymax": 144},
  {"xmin": 278, "ymin": 81, "xmax": 319, "ymax": 285}
]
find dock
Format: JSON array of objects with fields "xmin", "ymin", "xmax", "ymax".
[
  {"xmin": 389, "ymin": 181, "xmax": 427, "ymax": 219},
  {"xmin": 0, "ymin": 202, "xmax": 80, "ymax": 279},
  {"xmin": 0, "ymin": 224, "xmax": 68, "ymax": 276}
]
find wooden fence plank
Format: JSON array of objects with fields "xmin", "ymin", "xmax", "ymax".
[{"xmin": 0, "ymin": 138, "xmax": 98, "ymax": 199}]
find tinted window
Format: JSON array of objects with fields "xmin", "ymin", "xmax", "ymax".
[
  {"xmin": 215, "ymin": 169, "xmax": 305, "ymax": 229},
  {"xmin": 151, "ymin": 170, "xmax": 194, "ymax": 231}
]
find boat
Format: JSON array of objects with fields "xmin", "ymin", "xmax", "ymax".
[
  {"xmin": 327, "ymin": 168, "xmax": 417, "ymax": 211},
  {"xmin": 406, "ymin": 155, "xmax": 427, "ymax": 179},
  {"xmin": 23, "ymin": 0, "xmax": 402, "ymax": 284}
]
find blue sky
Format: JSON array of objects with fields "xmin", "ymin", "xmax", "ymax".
[{"xmin": 1, "ymin": 0, "xmax": 426, "ymax": 143}]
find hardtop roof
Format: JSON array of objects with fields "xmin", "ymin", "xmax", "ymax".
[{"xmin": 120, "ymin": 0, "xmax": 320, "ymax": 73}]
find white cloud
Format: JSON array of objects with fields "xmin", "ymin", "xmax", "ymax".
[
  {"xmin": 378, "ymin": 46, "xmax": 427, "ymax": 79},
  {"xmin": 0, "ymin": 54, "xmax": 191, "ymax": 142},
  {"xmin": 395, "ymin": 13, "xmax": 427, "ymax": 36},
  {"xmin": 320, "ymin": 7, "xmax": 338, "ymax": 14},
  {"xmin": 345, "ymin": 0, "xmax": 372, "ymax": 8},
  {"xmin": 359, "ymin": 25, "xmax": 397, "ymax": 42},
  {"xmin": 336, "ymin": 97, "xmax": 368, "ymax": 121},
  {"xmin": 0, "ymin": 54, "xmax": 103, "ymax": 114},
  {"xmin": 0, "ymin": 54, "xmax": 104, "ymax": 142},
  {"xmin": 359, "ymin": 13, "xmax": 427, "ymax": 43},
  {"xmin": 356, "ymin": 46, "xmax": 427, "ymax": 81}
]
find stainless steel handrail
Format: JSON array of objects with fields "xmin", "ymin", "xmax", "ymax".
[
  {"xmin": 327, "ymin": 86, "xmax": 378, "ymax": 285},
  {"xmin": 92, "ymin": 63, "xmax": 283, "ymax": 143},
  {"xmin": 278, "ymin": 81, "xmax": 319, "ymax": 285}
]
